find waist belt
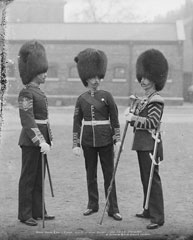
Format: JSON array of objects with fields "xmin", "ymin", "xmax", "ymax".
[
  {"xmin": 35, "ymin": 119, "xmax": 48, "ymax": 124},
  {"xmin": 84, "ymin": 120, "xmax": 110, "ymax": 126}
]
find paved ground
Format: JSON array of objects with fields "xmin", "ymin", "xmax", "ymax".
[{"xmin": 1, "ymin": 104, "xmax": 193, "ymax": 240}]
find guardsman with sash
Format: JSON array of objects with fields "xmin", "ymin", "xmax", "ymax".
[
  {"xmin": 18, "ymin": 40, "xmax": 54, "ymax": 226},
  {"xmin": 72, "ymin": 48, "xmax": 122, "ymax": 221},
  {"xmin": 125, "ymin": 49, "xmax": 168, "ymax": 229}
]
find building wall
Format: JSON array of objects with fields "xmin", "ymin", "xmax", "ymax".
[
  {"xmin": 6, "ymin": 40, "xmax": 184, "ymax": 106},
  {"xmin": 183, "ymin": 18, "xmax": 193, "ymax": 101}
]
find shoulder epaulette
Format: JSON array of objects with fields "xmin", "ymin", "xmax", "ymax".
[
  {"xmin": 149, "ymin": 94, "xmax": 164, "ymax": 104},
  {"xmin": 78, "ymin": 91, "xmax": 88, "ymax": 99},
  {"xmin": 19, "ymin": 87, "xmax": 31, "ymax": 95},
  {"xmin": 99, "ymin": 89, "xmax": 108, "ymax": 94},
  {"xmin": 99, "ymin": 89, "xmax": 112, "ymax": 98}
]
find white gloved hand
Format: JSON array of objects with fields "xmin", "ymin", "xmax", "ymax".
[
  {"xmin": 124, "ymin": 107, "xmax": 134, "ymax": 122},
  {"xmin": 114, "ymin": 141, "xmax": 123, "ymax": 155},
  {"xmin": 50, "ymin": 141, "xmax": 54, "ymax": 149},
  {"xmin": 124, "ymin": 107, "xmax": 130, "ymax": 115},
  {"xmin": 40, "ymin": 142, "xmax": 50, "ymax": 154},
  {"xmin": 73, "ymin": 147, "xmax": 81, "ymax": 157},
  {"xmin": 125, "ymin": 112, "xmax": 134, "ymax": 122}
]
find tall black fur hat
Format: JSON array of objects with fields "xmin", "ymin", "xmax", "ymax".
[
  {"xmin": 74, "ymin": 48, "xmax": 107, "ymax": 87},
  {"xmin": 18, "ymin": 40, "xmax": 48, "ymax": 85},
  {"xmin": 136, "ymin": 49, "xmax": 168, "ymax": 91}
]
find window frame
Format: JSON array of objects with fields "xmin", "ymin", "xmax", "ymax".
[
  {"xmin": 67, "ymin": 64, "xmax": 80, "ymax": 82},
  {"xmin": 112, "ymin": 64, "xmax": 127, "ymax": 83},
  {"xmin": 6, "ymin": 60, "xmax": 16, "ymax": 81},
  {"xmin": 46, "ymin": 62, "xmax": 59, "ymax": 81}
]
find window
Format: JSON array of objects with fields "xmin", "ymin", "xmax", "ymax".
[
  {"xmin": 7, "ymin": 60, "xmax": 15, "ymax": 80},
  {"xmin": 167, "ymin": 65, "xmax": 173, "ymax": 83},
  {"xmin": 112, "ymin": 65, "xmax": 127, "ymax": 82},
  {"xmin": 67, "ymin": 65, "xmax": 80, "ymax": 81},
  {"xmin": 47, "ymin": 63, "xmax": 59, "ymax": 81}
]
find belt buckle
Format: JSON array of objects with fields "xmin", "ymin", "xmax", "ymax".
[{"xmin": 92, "ymin": 120, "xmax": 97, "ymax": 126}]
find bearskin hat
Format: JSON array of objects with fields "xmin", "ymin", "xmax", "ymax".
[
  {"xmin": 136, "ymin": 49, "xmax": 168, "ymax": 91},
  {"xmin": 74, "ymin": 48, "xmax": 107, "ymax": 87},
  {"xmin": 18, "ymin": 40, "xmax": 48, "ymax": 85}
]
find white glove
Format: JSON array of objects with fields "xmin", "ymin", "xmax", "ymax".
[
  {"xmin": 124, "ymin": 107, "xmax": 134, "ymax": 122},
  {"xmin": 40, "ymin": 142, "xmax": 50, "ymax": 154},
  {"xmin": 124, "ymin": 107, "xmax": 130, "ymax": 115},
  {"xmin": 114, "ymin": 141, "xmax": 123, "ymax": 155},
  {"xmin": 73, "ymin": 147, "xmax": 81, "ymax": 157},
  {"xmin": 50, "ymin": 141, "xmax": 54, "ymax": 149}
]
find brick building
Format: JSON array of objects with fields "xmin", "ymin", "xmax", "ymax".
[
  {"xmin": 5, "ymin": 21, "xmax": 185, "ymax": 106},
  {"xmin": 4, "ymin": 0, "xmax": 185, "ymax": 105},
  {"xmin": 182, "ymin": 17, "xmax": 193, "ymax": 101}
]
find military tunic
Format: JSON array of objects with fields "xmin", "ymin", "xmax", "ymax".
[
  {"xmin": 73, "ymin": 90, "xmax": 120, "ymax": 148},
  {"xmin": 129, "ymin": 91, "xmax": 165, "ymax": 225},
  {"xmin": 73, "ymin": 89, "xmax": 120, "ymax": 214},
  {"xmin": 18, "ymin": 84, "xmax": 53, "ymax": 147},
  {"xmin": 18, "ymin": 83, "xmax": 52, "ymax": 221}
]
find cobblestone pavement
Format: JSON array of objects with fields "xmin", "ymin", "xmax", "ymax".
[{"xmin": 1, "ymin": 104, "xmax": 193, "ymax": 240}]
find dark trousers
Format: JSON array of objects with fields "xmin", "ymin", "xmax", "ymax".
[
  {"xmin": 82, "ymin": 144, "xmax": 119, "ymax": 214},
  {"xmin": 137, "ymin": 151, "xmax": 164, "ymax": 224},
  {"xmin": 18, "ymin": 146, "xmax": 46, "ymax": 221}
]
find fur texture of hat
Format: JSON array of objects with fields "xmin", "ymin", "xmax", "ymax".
[
  {"xmin": 136, "ymin": 49, "xmax": 168, "ymax": 91},
  {"xmin": 18, "ymin": 40, "xmax": 48, "ymax": 85},
  {"xmin": 74, "ymin": 48, "xmax": 107, "ymax": 87}
]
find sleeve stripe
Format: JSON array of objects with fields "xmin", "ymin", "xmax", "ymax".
[
  {"xmin": 31, "ymin": 128, "xmax": 45, "ymax": 144},
  {"xmin": 149, "ymin": 111, "xmax": 161, "ymax": 120},
  {"xmin": 132, "ymin": 102, "xmax": 163, "ymax": 129}
]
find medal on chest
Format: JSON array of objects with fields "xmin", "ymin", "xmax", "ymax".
[{"xmin": 135, "ymin": 98, "xmax": 148, "ymax": 115}]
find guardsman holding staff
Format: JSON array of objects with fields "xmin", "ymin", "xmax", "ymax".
[
  {"xmin": 18, "ymin": 40, "xmax": 54, "ymax": 226},
  {"xmin": 72, "ymin": 48, "xmax": 122, "ymax": 221},
  {"xmin": 125, "ymin": 49, "xmax": 168, "ymax": 229}
]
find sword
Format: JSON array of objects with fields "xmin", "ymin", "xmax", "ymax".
[
  {"xmin": 99, "ymin": 120, "xmax": 129, "ymax": 225},
  {"xmin": 99, "ymin": 95, "xmax": 138, "ymax": 225},
  {"xmin": 45, "ymin": 158, "xmax": 54, "ymax": 197},
  {"xmin": 41, "ymin": 153, "xmax": 45, "ymax": 228},
  {"xmin": 144, "ymin": 124, "xmax": 161, "ymax": 210}
]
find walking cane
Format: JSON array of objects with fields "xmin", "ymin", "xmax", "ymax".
[
  {"xmin": 144, "ymin": 124, "xmax": 161, "ymax": 210},
  {"xmin": 99, "ymin": 95, "xmax": 138, "ymax": 225},
  {"xmin": 41, "ymin": 153, "xmax": 45, "ymax": 228}
]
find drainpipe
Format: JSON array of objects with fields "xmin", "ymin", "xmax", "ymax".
[{"xmin": 128, "ymin": 41, "xmax": 133, "ymax": 104}]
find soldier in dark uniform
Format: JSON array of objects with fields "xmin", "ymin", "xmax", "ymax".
[
  {"xmin": 72, "ymin": 48, "xmax": 122, "ymax": 221},
  {"xmin": 18, "ymin": 40, "xmax": 55, "ymax": 226},
  {"xmin": 125, "ymin": 49, "xmax": 168, "ymax": 229}
]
